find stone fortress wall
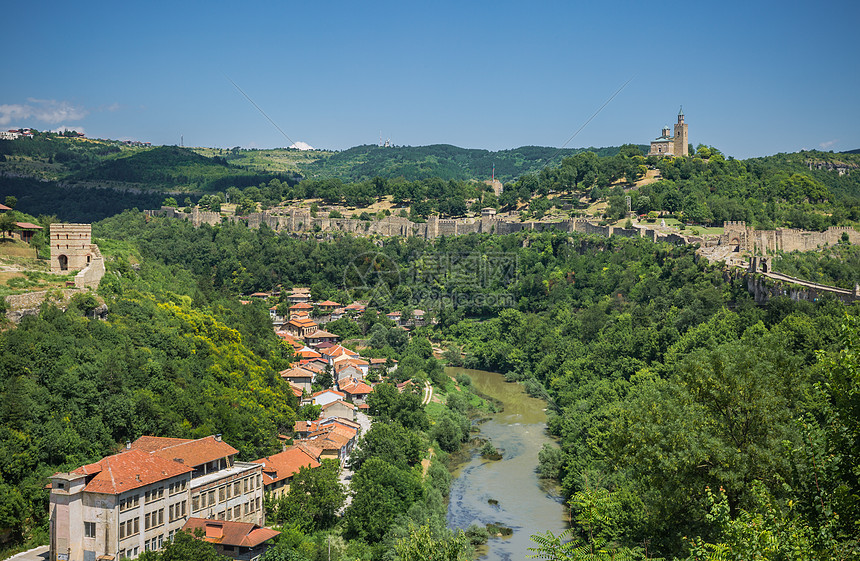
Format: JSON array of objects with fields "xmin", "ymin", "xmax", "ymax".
[
  {"xmin": 722, "ymin": 221, "xmax": 860, "ymax": 254},
  {"xmin": 49, "ymin": 223, "xmax": 105, "ymax": 289},
  {"xmin": 146, "ymin": 206, "xmax": 714, "ymax": 248}
]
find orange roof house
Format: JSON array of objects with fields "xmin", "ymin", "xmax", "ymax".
[
  {"xmin": 182, "ymin": 518, "xmax": 279, "ymax": 560},
  {"xmin": 130, "ymin": 435, "xmax": 238, "ymax": 473},
  {"xmin": 251, "ymin": 448, "xmax": 320, "ymax": 498},
  {"xmin": 286, "ymin": 316, "xmax": 318, "ymax": 339},
  {"xmin": 67, "ymin": 449, "xmax": 193, "ymax": 495}
]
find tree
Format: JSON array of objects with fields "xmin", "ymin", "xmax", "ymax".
[
  {"xmin": 347, "ymin": 421, "xmax": 423, "ymax": 471},
  {"xmin": 394, "ymin": 524, "xmax": 470, "ymax": 561},
  {"xmin": 344, "ymin": 457, "xmax": 423, "ymax": 542},
  {"xmin": 275, "ymin": 459, "xmax": 345, "ymax": 531},
  {"xmin": 162, "ymin": 196, "xmax": 178, "ymax": 207},
  {"xmin": 4, "ymin": 196, "xmax": 17, "ymax": 210},
  {"xmin": 0, "ymin": 212, "xmax": 16, "ymax": 239},
  {"xmin": 138, "ymin": 528, "xmax": 227, "ymax": 561},
  {"xmin": 314, "ymin": 365, "xmax": 333, "ymax": 390}
]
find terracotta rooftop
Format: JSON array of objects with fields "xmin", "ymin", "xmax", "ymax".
[
  {"xmin": 288, "ymin": 382, "xmax": 303, "ymax": 398},
  {"xmin": 306, "ymin": 329, "xmax": 339, "ymax": 339},
  {"xmin": 280, "ymin": 366, "xmax": 316, "ymax": 379},
  {"xmin": 182, "ymin": 518, "xmax": 280, "ymax": 548},
  {"xmin": 292, "ymin": 442, "xmax": 323, "ymax": 461},
  {"xmin": 68, "ymin": 449, "xmax": 193, "ymax": 494},
  {"xmin": 317, "ymin": 300, "xmax": 340, "ymax": 307},
  {"xmin": 320, "ymin": 399, "xmax": 355, "ymax": 412},
  {"xmin": 289, "ymin": 302, "xmax": 313, "ymax": 310},
  {"xmin": 288, "ymin": 317, "xmax": 317, "ymax": 328},
  {"xmin": 251, "ymin": 448, "xmax": 320, "ymax": 486},
  {"xmin": 15, "ymin": 222, "xmax": 43, "ymax": 229},
  {"xmin": 130, "ymin": 435, "xmax": 238, "ymax": 468},
  {"xmin": 311, "ymin": 389, "xmax": 345, "ymax": 399},
  {"xmin": 320, "ymin": 345, "xmax": 359, "ymax": 358},
  {"xmin": 339, "ymin": 380, "xmax": 373, "ymax": 395}
]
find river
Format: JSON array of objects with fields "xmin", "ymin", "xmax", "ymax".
[{"xmin": 445, "ymin": 367, "xmax": 568, "ymax": 561}]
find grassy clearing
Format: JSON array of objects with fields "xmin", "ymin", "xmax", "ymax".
[{"xmin": 191, "ymin": 147, "xmax": 333, "ymax": 174}]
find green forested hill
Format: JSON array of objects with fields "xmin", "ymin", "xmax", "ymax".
[
  {"xmin": 297, "ymin": 144, "xmax": 648, "ymax": 182},
  {"xmin": 69, "ymin": 145, "xmax": 295, "ymax": 192}
]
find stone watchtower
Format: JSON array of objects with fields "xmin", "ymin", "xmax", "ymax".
[
  {"xmin": 673, "ymin": 106, "xmax": 689, "ymax": 157},
  {"xmin": 50, "ymin": 223, "xmax": 95, "ymax": 273}
]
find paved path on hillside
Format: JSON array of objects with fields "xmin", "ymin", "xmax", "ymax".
[
  {"xmin": 421, "ymin": 380, "xmax": 432, "ymax": 406},
  {"xmin": 3, "ymin": 546, "xmax": 48, "ymax": 561}
]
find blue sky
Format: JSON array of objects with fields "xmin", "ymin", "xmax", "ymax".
[{"xmin": 3, "ymin": 0, "xmax": 858, "ymax": 158}]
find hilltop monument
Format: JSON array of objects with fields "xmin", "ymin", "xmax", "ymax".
[{"xmin": 648, "ymin": 107, "xmax": 689, "ymax": 157}]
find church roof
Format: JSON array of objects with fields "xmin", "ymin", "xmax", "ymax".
[{"xmin": 678, "ymin": 106, "xmax": 684, "ymax": 116}]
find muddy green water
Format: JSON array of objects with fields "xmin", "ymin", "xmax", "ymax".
[{"xmin": 445, "ymin": 367, "xmax": 568, "ymax": 561}]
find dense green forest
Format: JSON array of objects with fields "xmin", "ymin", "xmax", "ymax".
[
  {"xmin": 298, "ymin": 144, "xmax": 645, "ymax": 183},
  {"xmin": 4, "ymin": 136, "xmax": 860, "ymax": 233},
  {"xmin": 80, "ymin": 215, "xmax": 859, "ymax": 559},
  {"xmin": 3, "ymin": 135, "xmax": 860, "ymax": 559},
  {"xmin": 503, "ymin": 146, "xmax": 860, "ymax": 230}
]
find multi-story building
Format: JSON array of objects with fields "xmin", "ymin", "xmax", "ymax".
[
  {"xmin": 49, "ymin": 435, "xmax": 264, "ymax": 561},
  {"xmin": 49, "ymin": 449, "xmax": 193, "ymax": 561},
  {"xmin": 129, "ymin": 436, "xmax": 264, "ymax": 527}
]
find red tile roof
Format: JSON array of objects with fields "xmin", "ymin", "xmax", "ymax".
[
  {"xmin": 288, "ymin": 317, "xmax": 318, "ymax": 328},
  {"xmin": 14, "ymin": 222, "xmax": 43, "ymax": 229},
  {"xmin": 280, "ymin": 366, "xmax": 315, "ymax": 379},
  {"xmin": 69, "ymin": 449, "xmax": 193, "ymax": 494},
  {"xmin": 311, "ymin": 389, "xmax": 345, "ymax": 400},
  {"xmin": 306, "ymin": 329, "xmax": 339, "ymax": 339},
  {"xmin": 320, "ymin": 400, "xmax": 355, "ymax": 412},
  {"xmin": 339, "ymin": 380, "xmax": 373, "ymax": 395},
  {"xmin": 318, "ymin": 300, "xmax": 341, "ymax": 307},
  {"xmin": 182, "ymin": 518, "xmax": 280, "ymax": 547},
  {"xmin": 251, "ymin": 448, "xmax": 320, "ymax": 486},
  {"xmin": 320, "ymin": 345, "xmax": 359, "ymax": 358},
  {"xmin": 130, "ymin": 435, "xmax": 237, "ymax": 469},
  {"xmin": 289, "ymin": 302, "xmax": 313, "ymax": 310}
]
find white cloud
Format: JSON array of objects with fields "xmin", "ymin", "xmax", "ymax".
[
  {"xmin": 0, "ymin": 104, "xmax": 31, "ymax": 126},
  {"xmin": 289, "ymin": 141, "xmax": 314, "ymax": 151},
  {"xmin": 819, "ymin": 139, "xmax": 838, "ymax": 149},
  {"xmin": 0, "ymin": 99, "xmax": 88, "ymax": 126}
]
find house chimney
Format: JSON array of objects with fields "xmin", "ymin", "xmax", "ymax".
[
  {"xmin": 215, "ymin": 434, "xmax": 222, "ymax": 442},
  {"xmin": 126, "ymin": 441, "xmax": 131, "ymax": 450}
]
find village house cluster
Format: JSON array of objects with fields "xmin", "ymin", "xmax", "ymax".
[{"xmin": 48, "ymin": 288, "xmax": 421, "ymax": 561}]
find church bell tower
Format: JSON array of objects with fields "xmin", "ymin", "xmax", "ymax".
[{"xmin": 674, "ymin": 106, "xmax": 689, "ymax": 156}]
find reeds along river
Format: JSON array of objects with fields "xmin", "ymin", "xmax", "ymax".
[{"xmin": 445, "ymin": 367, "xmax": 568, "ymax": 561}]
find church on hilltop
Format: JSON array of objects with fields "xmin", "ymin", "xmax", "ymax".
[{"xmin": 647, "ymin": 107, "xmax": 689, "ymax": 157}]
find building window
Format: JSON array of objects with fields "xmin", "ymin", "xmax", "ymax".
[
  {"xmin": 219, "ymin": 486, "xmax": 225, "ymax": 502},
  {"xmin": 192, "ymin": 494, "xmax": 200, "ymax": 511},
  {"xmin": 169, "ymin": 480, "xmax": 187, "ymax": 495},
  {"xmin": 84, "ymin": 522, "xmax": 96, "ymax": 538},
  {"xmin": 120, "ymin": 495, "xmax": 140, "ymax": 512},
  {"xmin": 208, "ymin": 490, "xmax": 216, "ymax": 505}
]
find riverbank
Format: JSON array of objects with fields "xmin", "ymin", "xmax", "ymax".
[{"xmin": 444, "ymin": 367, "xmax": 568, "ymax": 561}]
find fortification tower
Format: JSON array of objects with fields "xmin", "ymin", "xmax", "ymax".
[
  {"xmin": 50, "ymin": 223, "xmax": 94, "ymax": 273},
  {"xmin": 674, "ymin": 106, "xmax": 689, "ymax": 157}
]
